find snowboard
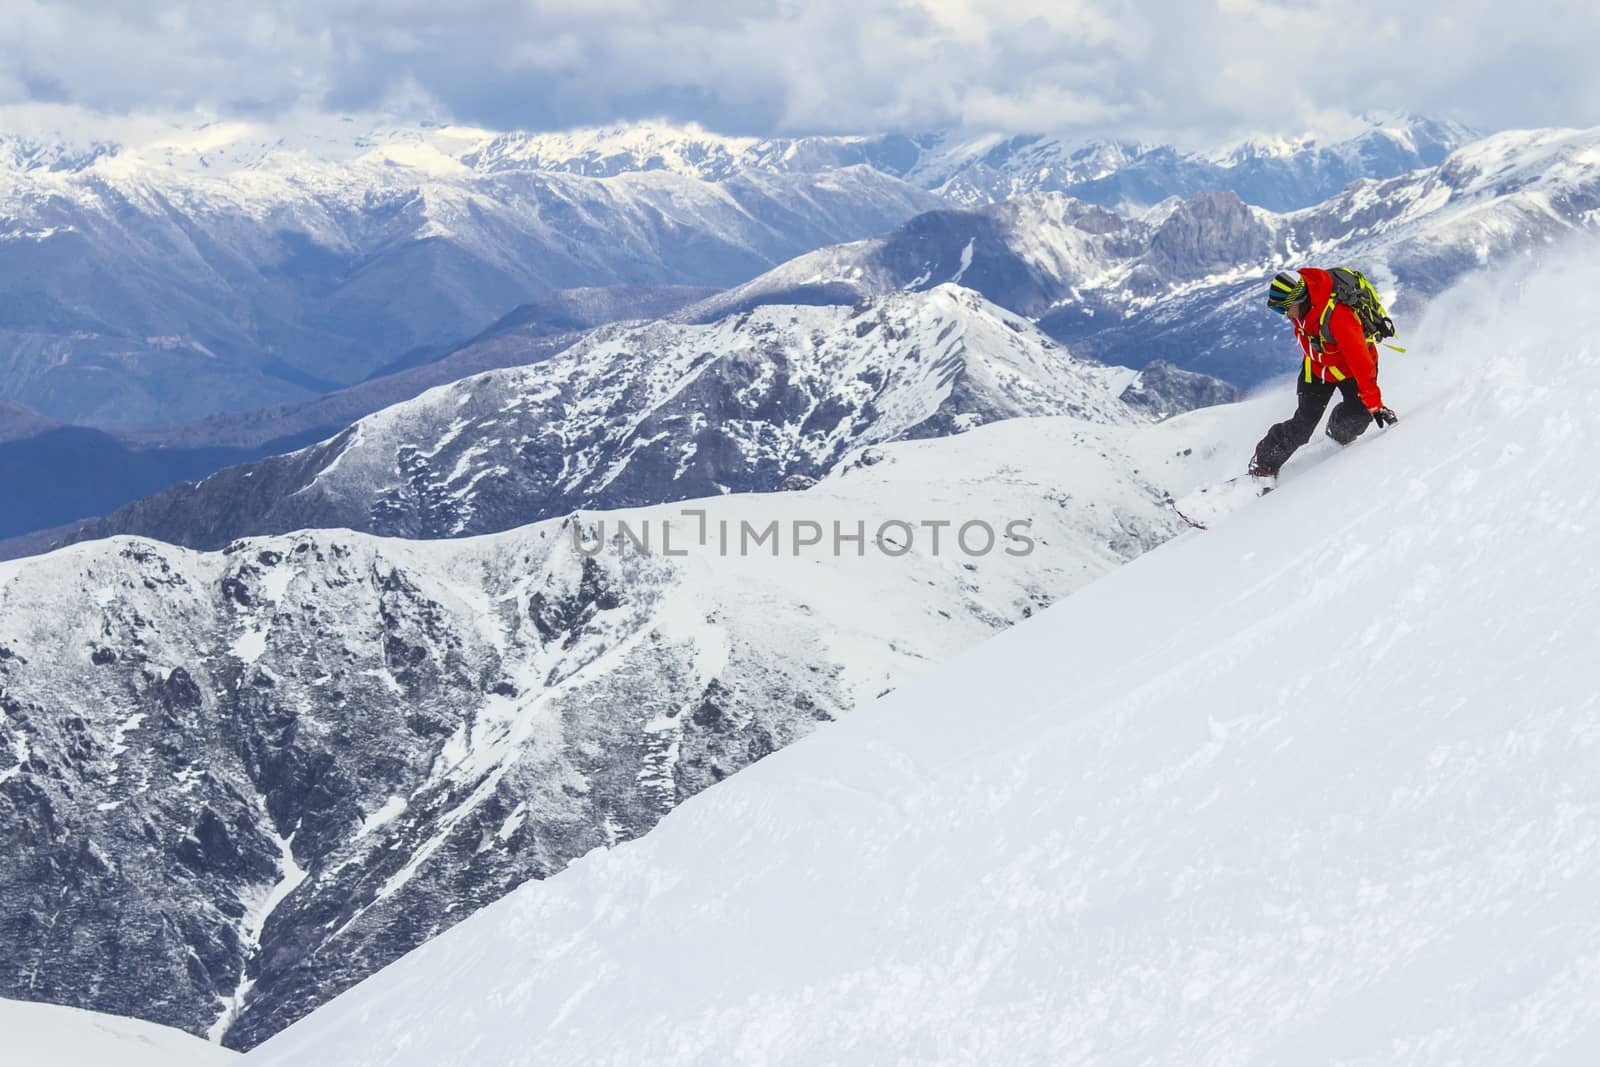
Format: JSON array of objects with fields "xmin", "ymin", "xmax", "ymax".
[{"xmin": 1171, "ymin": 475, "xmax": 1275, "ymax": 530}]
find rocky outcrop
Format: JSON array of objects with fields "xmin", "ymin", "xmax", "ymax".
[
  {"xmin": 1144, "ymin": 191, "xmax": 1274, "ymax": 278},
  {"xmin": 1119, "ymin": 360, "xmax": 1243, "ymax": 420}
]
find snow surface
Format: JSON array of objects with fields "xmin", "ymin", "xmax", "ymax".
[
  {"xmin": 209, "ymin": 822, "xmax": 308, "ymax": 1042},
  {"xmin": 2, "ymin": 997, "xmax": 235, "ymax": 1066},
  {"xmin": 245, "ymin": 247, "xmax": 1600, "ymax": 1065}
]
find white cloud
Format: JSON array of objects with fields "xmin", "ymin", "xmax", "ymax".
[{"xmin": 0, "ymin": 0, "xmax": 1596, "ymax": 140}]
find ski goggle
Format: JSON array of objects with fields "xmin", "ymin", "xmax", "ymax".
[{"xmin": 1267, "ymin": 281, "xmax": 1306, "ymax": 314}]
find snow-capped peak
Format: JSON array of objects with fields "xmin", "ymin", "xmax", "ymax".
[
  {"xmin": 459, "ymin": 119, "xmax": 771, "ymax": 178},
  {"xmin": 1206, "ymin": 111, "xmax": 1482, "ymax": 166}
]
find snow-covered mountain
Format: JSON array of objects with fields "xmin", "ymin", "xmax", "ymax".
[
  {"xmin": 2, "ymin": 997, "xmax": 235, "ymax": 1067},
  {"xmin": 0, "ymin": 386, "xmax": 1254, "ymax": 1048},
  {"xmin": 0, "ymin": 111, "xmax": 1474, "ymax": 429},
  {"xmin": 677, "ymin": 191, "xmax": 1251, "ymax": 323},
  {"xmin": 40, "ymin": 287, "xmax": 1233, "ymax": 555},
  {"xmin": 455, "ymin": 112, "xmax": 1476, "ymax": 212},
  {"xmin": 686, "ymin": 125, "xmax": 1600, "ymax": 387},
  {"xmin": 0, "ymin": 133, "xmax": 118, "ymax": 174},
  {"xmin": 0, "ymin": 117, "xmax": 1505, "ymax": 543},
  {"xmin": 906, "ymin": 113, "xmax": 1478, "ymax": 211},
  {"xmin": 238, "ymin": 248, "xmax": 1600, "ymax": 1066},
  {"xmin": 0, "ymin": 123, "xmax": 938, "ymax": 428},
  {"xmin": 2, "ymin": 118, "xmax": 1575, "ymax": 536}
]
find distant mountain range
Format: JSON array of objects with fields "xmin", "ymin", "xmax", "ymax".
[
  {"xmin": 3, "ymin": 122, "xmax": 1591, "ymax": 548},
  {"xmin": 451, "ymin": 112, "xmax": 1477, "ymax": 212},
  {"xmin": 0, "ymin": 132, "xmax": 939, "ymax": 428},
  {"xmin": 0, "ymin": 113, "xmax": 1474, "ymax": 430},
  {"xmin": 23, "ymin": 287, "xmax": 1234, "ymax": 555}
]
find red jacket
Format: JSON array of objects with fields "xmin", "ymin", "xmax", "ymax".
[{"xmin": 1290, "ymin": 268, "xmax": 1383, "ymax": 410}]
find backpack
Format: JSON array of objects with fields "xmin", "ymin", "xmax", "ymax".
[{"xmin": 1325, "ymin": 267, "xmax": 1403, "ymax": 350}]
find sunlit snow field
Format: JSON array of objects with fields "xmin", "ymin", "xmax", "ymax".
[{"xmin": 1, "ymin": 997, "xmax": 236, "ymax": 1066}]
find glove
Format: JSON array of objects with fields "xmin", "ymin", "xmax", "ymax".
[{"xmin": 1371, "ymin": 406, "xmax": 1398, "ymax": 428}]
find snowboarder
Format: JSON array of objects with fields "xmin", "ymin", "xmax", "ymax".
[{"xmin": 1248, "ymin": 268, "xmax": 1400, "ymax": 478}]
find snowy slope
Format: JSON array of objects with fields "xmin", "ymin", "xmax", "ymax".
[
  {"xmin": 48, "ymin": 286, "xmax": 1214, "ymax": 554},
  {"xmin": 0, "ymin": 386, "xmax": 1257, "ymax": 1047},
  {"xmin": 1, "ymin": 997, "xmax": 235, "ymax": 1066},
  {"xmin": 243, "ymin": 249, "xmax": 1600, "ymax": 1065}
]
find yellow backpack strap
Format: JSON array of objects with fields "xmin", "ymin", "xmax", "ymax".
[{"xmin": 1317, "ymin": 300, "xmax": 1337, "ymax": 348}]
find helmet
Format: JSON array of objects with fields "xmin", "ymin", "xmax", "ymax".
[{"xmin": 1266, "ymin": 270, "xmax": 1306, "ymax": 314}]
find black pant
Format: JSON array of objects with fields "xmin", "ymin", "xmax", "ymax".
[{"xmin": 1253, "ymin": 375, "xmax": 1371, "ymax": 474}]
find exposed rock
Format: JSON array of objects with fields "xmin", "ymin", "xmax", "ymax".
[
  {"xmin": 1120, "ymin": 361, "xmax": 1243, "ymax": 421},
  {"xmin": 1144, "ymin": 191, "xmax": 1274, "ymax": 278}
]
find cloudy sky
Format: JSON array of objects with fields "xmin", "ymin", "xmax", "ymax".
[{"xmin": 2, "ymin": 0, "xmax": 1598, "ymax": 143}]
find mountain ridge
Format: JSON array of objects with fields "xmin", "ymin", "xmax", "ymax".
[
  {"xmin": 0, "ymin": 111, "xmax": 1477, "ymax": 428},
  {"xmin": 1, "ymin": 153, "xmax": 940, "ymax": 428},
  {"xmin": 27, "ymin": 287, "xmax": 1234, "ymax": 556},
  {"xmin": 2, "ymin": 111, "xmax": 1476, "ymax": 203},
  {"xmin": 0, "ymin": 280, "xmax": 721, "ymax": 543}
]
